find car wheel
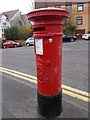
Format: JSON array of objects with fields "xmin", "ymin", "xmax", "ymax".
[
  {"xmin": 3, "ymin": 45, "xmax": 6, "ymax": 49},
  {"xmin": 88, "ymin": 37, "xmax": 90, "ymax": 40},
  {"xmin": 26, "ymin": 43, "xmax": 30, "ymax": 46},
  {"xmin": 70, "ymin": 38, "xmax": 74, "ymax": 42},
  {"xmin": 14, "ymin": 44, "xmax": 18, "ymax": 48}
]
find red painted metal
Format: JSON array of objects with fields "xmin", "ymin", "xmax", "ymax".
[{"xmin": 27, "ymin": 8, "xmax": 69, "ymax": 96}]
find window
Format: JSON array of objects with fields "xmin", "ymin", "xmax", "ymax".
[
  {"xmin": 66, "ymin": 5, "xmax": 71, "ymax": 12},
  {"xmin": 55, "ymin": 5, "xmax": 61, "ymax": 8},
  {"xmin": 77, "ymin": 17, "xmax": 83, "ymax": 25},
  {"xmin": 2, "ymin": 29, "xmax": 4, "ymax": 34},
  {"xmin": 2, "ymin": 29, "xmax": 4, "ymax": 32},
  {"xmin": 77, "ymin": 3, "xmax": 83, "ymax": 11},
  {"xmin": 3, "ymin": 22, "xmax": 6, "ymax": 26}
]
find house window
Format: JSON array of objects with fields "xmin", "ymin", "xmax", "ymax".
[
  {"xmin": 3, "ymin": 22, "xmax": 6, "ymax": 26},
  {"xmin": 66, "ymin": 5, "xmax": 71, "ymax": 12},
  {"xmin": 77, "ymin": 17, "xmax": 83, "ymax": 25},
  {"xmin": 2, "ymin": 29, "xmax": 4, "ymax": 33},
  {"xmin": 77, "ymin": 3, "xmax": 83, "ymax": 11},
  {"xmin": 55, "ymin": 5, "xmax": 61, "ymax": 8}
]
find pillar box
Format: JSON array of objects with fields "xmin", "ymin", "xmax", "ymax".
[{"xmin": 27, "ymin": 8, "xmax": 69, "ymax": 117}]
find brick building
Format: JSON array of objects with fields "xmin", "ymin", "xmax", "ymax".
[{"xmin": 35, "ymin": 0, "xmax": 90, "ymax": 39}]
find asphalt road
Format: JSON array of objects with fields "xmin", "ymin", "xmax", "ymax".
[
  {"xmin": 2, "ymin": 40, "xmax": 88, "ymax": 91},
  {"xmin": 1, "ymin": 40, "xmax": 89, "ymax": 118}
]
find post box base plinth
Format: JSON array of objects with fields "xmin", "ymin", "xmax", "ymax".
[{"xmin": 37, "ymin": 91, "xmax": 62, "ymax": 118}]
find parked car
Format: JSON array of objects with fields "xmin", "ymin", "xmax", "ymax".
[
  {"xmin": 3, "ymin": 40, "xmax": 22, "ymax": 49},
  {"xmin": 82, "ymin": 33, "xmax": 90, "ymax": 40},
  {"xmin": 25, "ymin": 37, "xmax": 34, "ymax": 46},
  {"xmin": 62, "ymin": 34, "xmax": 76, "ymax": 42}
]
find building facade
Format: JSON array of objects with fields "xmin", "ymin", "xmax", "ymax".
[
  {"xmin": 0, "ymin": 10, "xmax": 22, "ymax": 39},
  {"xmin": 0, "ymin": 10, "xmax": 30, "ymax": 39},
  {"xmin": 21, "ymin": 14, "xmax": 31, "ymax": 26},
  {"xmin": 35, "ymin": 1, "xmax": 90, "ymax": 39}
]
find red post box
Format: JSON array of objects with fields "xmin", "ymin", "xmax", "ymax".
[{"xmin": 27, "ymin": 8, "xmax": 68, "ymax": 117}]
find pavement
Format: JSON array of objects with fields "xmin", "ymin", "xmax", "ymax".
[
  {"xmin": 0, "ymin": 40, "xmax": 89, "ymax": 119},
  {"xmin": 2, "ymin": 75, "xmax": 88, "ymax": 118}
]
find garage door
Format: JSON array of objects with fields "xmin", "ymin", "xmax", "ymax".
[{"xmin": 75, "ymin": 29, "xmax": 85, "ymax": 39}]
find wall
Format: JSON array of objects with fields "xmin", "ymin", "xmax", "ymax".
[
  {"xmin": 60, "ymin": 3, "xmax": 89, "ymax": 34},
  {"xmin": 0, "ymin": 15, "xmax": 7, "ymax": 38},
  {"xmin": 73, "ymin": 3, "xmax": 88, "ymax": 33},
  {"xmin": 88, "ymin": 2, "xmax": 90, "ymax": 32},
  {"xmin": 35, "ymin": 2, "xmax": 89, "ymax": 34},
  {"xmin": 0, "ymin": 18, "xmax": 2, "ymax": 38},
  {"xmin": 10, "ymin": 11, "xmax": 22, "ymax": 26}
]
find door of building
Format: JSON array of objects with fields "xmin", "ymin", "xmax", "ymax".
[{"xmin": 75, "ymin": 29, "xmax": 85, "ymax": 39}]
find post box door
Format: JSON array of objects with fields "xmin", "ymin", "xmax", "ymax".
[{"xmin": 35, "ymin": 37, "xmax": 55, "ymax": 96}]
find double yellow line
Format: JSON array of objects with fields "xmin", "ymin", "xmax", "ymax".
[{"xmin": 0, "ymin": 67, "xmax": 90, "ymax": 103}]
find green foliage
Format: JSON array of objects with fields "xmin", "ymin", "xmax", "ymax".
[
  {"xmin": 4, "ymin": 25, "xmax": 33, "ymax": 40},
  {"xmin": 4, "ymin": 26, "xmax": 19, "ymax": 40},
  {"xmin": 17, "ymin": 25, "xmax": 33, "ymax": 40},
  {"xmin": 63, "ymin": 13, "xmax": 77, "ymax": 35},
  {"xmin": 4, "ymin": 28, "xmax": 11, "ymax": 40}
]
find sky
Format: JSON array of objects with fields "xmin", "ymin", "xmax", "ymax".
[
  {"xmin": 0, "ymin": 0, "xmax": 34, "ymax": 14},
  {"xmin": 0, "ymin": 0, "xmax": 89, "ymax": 14}
]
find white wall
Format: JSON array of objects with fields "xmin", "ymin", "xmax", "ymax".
[
  {"xmin": 0, "ymin": 30, "xmax": 2, "ymax": 38},
  {"xmin": 0, "ymin": 18, "xmax": 2, "ymax": 38},
  {"xmin": 0, "ymin": 15, "xmax": 7, "ymax": 36},
  {"xmin": 10, "ymin": 11, "xmax": 22, "ymax": 26},
  {"xmin": 0, "ymin": 11, "xmax": 21, "ymax": 38}
]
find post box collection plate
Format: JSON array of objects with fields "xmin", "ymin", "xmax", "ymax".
[{"xmin": 35, "ymin": 38, "xmax": 43, "ymax": 55}]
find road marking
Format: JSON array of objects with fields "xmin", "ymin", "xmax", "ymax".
[
  {"xmin": 0, "ymin": 67, "xmax": 89, "ymax": 97},
  {"xmin": 62, "ymin": 85, "xmax": 88, "ymax": 97},
  {"xmin": 0, "ymin": 67, "xmax": 89, "ymax": 103},
  {"xmin": 0, "ymin": 69, "xmax": 37, "ymax": 84},
  {"xmin": 62, "ymin": 89, "xmax": 89, "ymax": 103},
  {"xmin": 0, "ymin": 67, "xmax": 37, "ymax": 80}
]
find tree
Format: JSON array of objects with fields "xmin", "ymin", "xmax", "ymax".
[
  {"xmin": 4, "ymin": 28, "xmax": 12, "ymax": 40},
  {"xmin": 11, "ymin": 26, "xmax": 19, "ymax": 40},
  {"xmin": 17, "ymin": 25, "xmax": 33, "ymax": 40},
  {"xmin": 4, "ymin": 25, "xmax": 33, "ymax": 40},
  {"xmin": 63, "ymin": 12, "xmax": 77, "ymax": 35},
  {"xmin": 4, "ymin": 26, "xmax": 19, "ymax": 40}
]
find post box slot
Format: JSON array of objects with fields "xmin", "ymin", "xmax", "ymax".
[{"xmin": 34, "ymin": 27, "xmax": 45, "ymax": 32}]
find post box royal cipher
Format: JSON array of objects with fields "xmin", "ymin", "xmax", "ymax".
[{"xmin": 27, "ymin": 8, "xmax": 69, "ymax": 117}]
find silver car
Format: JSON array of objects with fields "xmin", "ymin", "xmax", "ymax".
[{"xmin": 25, "ymin": 37, "xmax": 34, "ymax": 46}]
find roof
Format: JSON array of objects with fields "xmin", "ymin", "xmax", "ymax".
[{"xmin": 2, "ymin": 9, "xmax": 19, "ymax": 21}]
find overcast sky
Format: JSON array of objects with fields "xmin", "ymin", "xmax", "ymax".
[
  {"xmin": 0, "ymin": 0, "xmax": 89, "ymax": 14},
  {"xmin": 0, "ymin": 0, "xmax": 34, "ymax": 14}
]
